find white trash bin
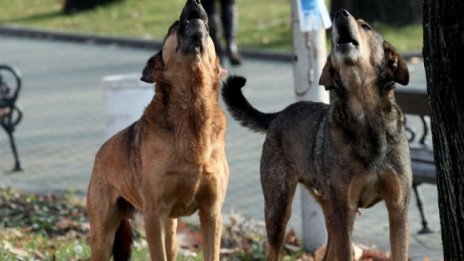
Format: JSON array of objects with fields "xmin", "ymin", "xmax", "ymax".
[{"xmin": 102, "ymin": 73, "xmax": 154, "ymax": 139}]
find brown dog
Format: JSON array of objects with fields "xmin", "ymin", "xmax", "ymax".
[
  {"xmin": 86, "ymin": 1, "xmax": 229, "ymax": 260},
  {"xmin": 222, "ymin": 9, "xmax": 412, "ymax": 261}
]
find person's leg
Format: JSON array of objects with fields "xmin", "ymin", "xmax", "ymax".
[
  {"xmin": 203, "ymin": 0, "xmax": 224, "ymax": 63},
  {"xmin": 220, "ymin": 0, "xmax": 242, "ymax": 65}
]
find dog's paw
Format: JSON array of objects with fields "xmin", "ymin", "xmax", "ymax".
[{"xmin": 225, "ymin": 75, "xmax": 247, "ymax": 89}]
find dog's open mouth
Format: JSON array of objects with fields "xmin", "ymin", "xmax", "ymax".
[
  {"xmin": 335, "ymin": 23, "xmax": 359, "ymax": 52},
  {"xmin": 178, "ymin": 0, "xmax": 209, "ymax": 54},
  {"xmin": 336, "ymin": 24, "xmax": 359, "ymax": 47}
]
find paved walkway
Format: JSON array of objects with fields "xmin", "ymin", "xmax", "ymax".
[{"xmin": 0, "ymin": 35, "xmax": 442, "ymax": 260}]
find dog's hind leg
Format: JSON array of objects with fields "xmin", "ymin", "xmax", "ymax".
[
  {"xmin": 262, "ymin": 173, "xmax": 298, "ymax": 261},
  {"xmin": 260, "ymin": 141, "xmax": 298, "ymax": 261},
  {"xmin": 112, "ymin": 218, "xmax": 133, "ymax": 261}
]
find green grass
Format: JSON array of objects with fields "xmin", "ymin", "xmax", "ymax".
[
  {"xmin": 0, "ymin": 187, "xmax": 306, "ymax": 260},
  {"xmin": 0, "ymin": 0, "xmax": 422, "ymax": 52},
  {"xmin": 373, "ymin": 23, "xmax": 423, "ymax": 53}
]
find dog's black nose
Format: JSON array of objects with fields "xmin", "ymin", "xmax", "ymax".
[
  {"xmin": 180, "ymin": 0, "xmax": 208, "ymax": 23},
  {"xmin": 189, "ymin": 0, "xmax": 201, "ymax": 6},
  {"xmin": 335, "ymin": 9, "xmax": 350, "ymax": 19}
]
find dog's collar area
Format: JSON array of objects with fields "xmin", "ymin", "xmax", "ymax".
[
  {"xmin": 377, "ymin": 74, "xmax": 397, "ymax": 92},
  {"xmin": 333, "ymin": 77, "xmax": 348, "ymax": 99},
  {"xmin": 324, "ymin": 68, "xmax": 348, "ymax": 99}
]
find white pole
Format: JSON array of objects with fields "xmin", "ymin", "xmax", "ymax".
[
  {"xmin": 102, "ymin": 74, "xmax": 154, "ymax": 139},
  {"xmin": 291, "ymin": 0, "xmax": 330, "ymax": 252}
]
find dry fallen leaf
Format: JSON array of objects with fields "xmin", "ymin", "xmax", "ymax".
[
  {"xmin": 284, "ymin": 228, "xmax": 301, "ymax": 247},
  {"xmin": 176, "ymin": 227, "xmax": 202, "ymax": 251},
  {"xmin": 360, "ymin": 246, "xmax": 391, "ymax": 260},
  {"xmin": 3, "ymin": 240, "xmax": 30, "ymax": 257},
  {"xmin": 297, "ymin": 252, "xmax": 315, "ymax": 261},
  {"xmin": 313, "ymin": 244, "xmax": 326, "ymax": 261},
  {"xmin": 353, "ymin": 243, "xmax": 363, "ymax": 260},
  {"xmin": 33, "ymin": 250, "xmax": 47, "ymax": 260}
]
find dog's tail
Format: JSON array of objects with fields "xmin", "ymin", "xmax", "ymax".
[
  {"xmin": 112, "ymin": 219, "xmax": 133, "ymax": 261},
  {"xmin": 222, "ymin": 76, "xmax": 279, "ymax": 133}
]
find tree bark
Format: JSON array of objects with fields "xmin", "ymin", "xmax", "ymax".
[
  {"xmin": 331, "ymin": 0, "xmax": 422, "ymax": 26},
  {"xmin": 423, "ymin": 0, "xmax": 464, "ymax": 259}
]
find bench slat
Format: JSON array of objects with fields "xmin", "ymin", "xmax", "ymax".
[{"xmin": 396, "ymin": 87, "xmax": 429, "ymax": 115}]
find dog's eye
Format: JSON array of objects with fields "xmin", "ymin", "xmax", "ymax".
[{"xmin": 361, "ymin": 24, "xmax": 371, "ymax": 31}]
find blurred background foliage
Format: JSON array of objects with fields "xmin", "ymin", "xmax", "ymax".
[{"xmin": 0, "ymin": 0, "xmax": 422, "ymax": 52}]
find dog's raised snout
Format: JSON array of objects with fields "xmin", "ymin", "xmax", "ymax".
[
  {"xmin": 188, "ymin": 0, "xmax": 201, "ymax": 7},
  {"xmin": 187, "ymin": 0, "xmax": 200, "ymax": 6},
  {"xmin": 180, "ymin": 0, "xmax": 208, "ymax": 23}
]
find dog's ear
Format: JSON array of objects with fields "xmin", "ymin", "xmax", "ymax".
[
  {"xmin": 384, "ymin": 41, "xmax": 409, "ymax": 85},
  {"xmin": 319, "ymin": 56, "xmax": 336, "ymax": 90},
  {"xmin": 141, "ymin": 50, "xmax": 163, "ymax": 83}
]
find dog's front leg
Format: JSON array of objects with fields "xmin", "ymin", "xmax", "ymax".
[
  {"xmin": 165, "ymin": 218, "xmax": 178, "ymax": 260},
  {"xmin": 321, "ymin": 198, "xmax": 356, "ymax": 261},
  {"xmin": 382, "ymin": 170, "xmax": 411, "ymax": 261},
  {"xmin": 144, "ymin": 207, "xmax": 168, "ymax": 261},
  {"xmin": 386, "ymin": 201, "xmax": 409, "ymax": 261},
  {"xmin": 199, "ymin": 206, "xmax": 222, "ymax": 261}
]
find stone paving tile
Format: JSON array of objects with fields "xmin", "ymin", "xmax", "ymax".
[{"xmin": 0, "ymin": 35, "xmax": 442, "ymax": 260}]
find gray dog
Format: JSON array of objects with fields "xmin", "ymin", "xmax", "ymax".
[{"xmin": 222, "ymin": 9, "xmax": 412, "ymax": 261}]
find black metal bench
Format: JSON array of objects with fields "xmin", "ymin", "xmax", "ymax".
[
  {"xmin": 396, "ymin": 86, "xmax": 435, "ymax": 234},
  {"xmin": 0, "ymin": 65, "xmax": 23, "ymax": 172}
]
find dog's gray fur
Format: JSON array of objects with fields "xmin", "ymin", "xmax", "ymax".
[{"xmin": 222, "ymin": 9, "xmax": 412, "ymax": 261}]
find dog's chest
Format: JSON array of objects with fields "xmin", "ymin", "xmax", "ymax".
[
  {"xmin": 166, "ymin": 176, "xmax": 201, "ymax": 218},
  {"xmin": 162, "ymin": 163, "xmax": 223, "ymax": 218},
  {"xmin": 357, "ymin": 173, "xmax": 381, "ymax": 208}
]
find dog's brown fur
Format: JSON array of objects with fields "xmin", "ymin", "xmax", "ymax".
[
  {"xmin": 87, "ymin": 1, "xmax": 229, "ymax": 260},
  {"xmin": 222, "ymin": 9, "xmax": 412, "ymax": 261}
]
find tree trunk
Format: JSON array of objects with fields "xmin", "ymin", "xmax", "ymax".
[
  {"xmin": 423, "ymin": 0, "xmax": 464, "ymax": 259},
  {"xmin": 331, "ymin": 0, "xmax": 422, "ymax": 26}
]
